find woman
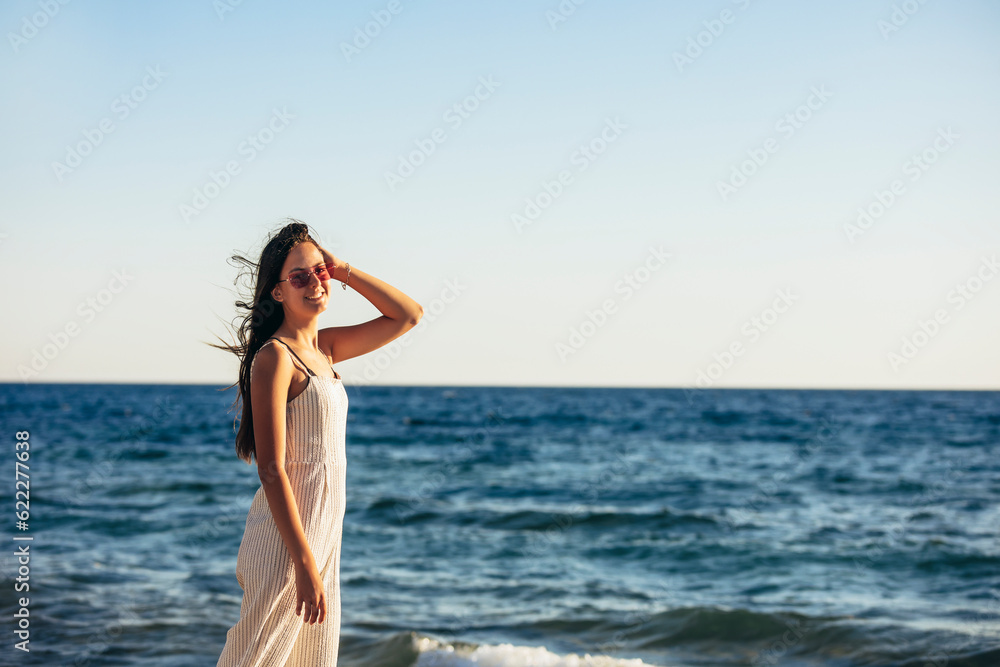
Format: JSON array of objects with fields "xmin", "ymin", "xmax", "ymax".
[{"xmin": 213, "ymin": 220, "xmax": 423, "ymax": 666}]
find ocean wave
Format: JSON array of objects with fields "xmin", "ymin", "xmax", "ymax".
[
  {"xmin": 340, "ymin": 631, "xmax": 666, "ymax": 667},
  {"xmin": 366, "ymin": 500, "xmax": 723, "ymax": 532},
  {"xmin": 339, "ymin": 618, "xmax": 1000, "ymax": 667},
  {"xmin": 521, "ymin": 606, "xmax": 819, "ymax": 647},
  {"xmin": 413, "ymin": 639, "xmax": 662, "ymax": 667},
  {"xmin": 482, "ymin": 508, "xmax": 720, "ymax": 532}
]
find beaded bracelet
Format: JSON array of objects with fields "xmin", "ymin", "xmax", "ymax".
[{"xmin": 341, "ymin": 263, "xmax": 351, "ymax": 290}]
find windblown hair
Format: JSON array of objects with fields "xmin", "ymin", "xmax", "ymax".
[{"xmin": 206, "ymin": 219, "xmax": 321, "ymax": 464}]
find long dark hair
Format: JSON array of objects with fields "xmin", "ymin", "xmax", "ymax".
[{"xmin": 206, "ymin": 219, "xmax": 322, "ymax": 464}]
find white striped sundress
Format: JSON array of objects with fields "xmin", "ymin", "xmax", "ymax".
[{"xmin": 218, "ymin": 337, "xmax": 348, "ymax": 666}]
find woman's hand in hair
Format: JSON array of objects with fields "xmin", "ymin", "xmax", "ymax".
[{"xmin": 316, "ymin": 244, "xmax": 346, "ymax": 286}]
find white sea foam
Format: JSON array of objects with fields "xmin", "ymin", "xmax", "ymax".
[{"xmin": 413, "ymin": 636, "xmax": 667, "ymax": 667}]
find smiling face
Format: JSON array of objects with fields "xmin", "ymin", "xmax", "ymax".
[{"xmin": 271, "ymin": 242, "xmax": 331, "ymax": 311}]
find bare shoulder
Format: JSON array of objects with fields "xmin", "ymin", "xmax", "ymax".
[{"xmin": 250, "ymin": 340, "xmax": 293, "ymax": 396}]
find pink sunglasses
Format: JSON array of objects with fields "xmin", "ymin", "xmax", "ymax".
[{"xmin": 277, "ymin": 263, "xmax": 334, "ymax": 289}]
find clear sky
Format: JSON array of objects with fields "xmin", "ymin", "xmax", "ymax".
[{"xmin": 2, "ymin": 0, "xmax": 998, "ymax": 389}]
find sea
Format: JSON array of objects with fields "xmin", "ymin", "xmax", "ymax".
[{"xmin": 1, "ymin": 383, "xmax": 998, "ymax": 667}]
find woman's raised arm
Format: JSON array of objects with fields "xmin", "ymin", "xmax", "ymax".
[{"xmin": 317, "ymin": 246, "xmax": 424, "ymax": 364}]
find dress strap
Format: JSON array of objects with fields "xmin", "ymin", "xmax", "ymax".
[{"xmin": 265, "ymin": 338, "xmax": 317, "ymax": 377}]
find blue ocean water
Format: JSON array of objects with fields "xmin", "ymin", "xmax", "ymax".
[{"xmin": 1, "ymin": 383, "xmax": 998, "ymax": 666}]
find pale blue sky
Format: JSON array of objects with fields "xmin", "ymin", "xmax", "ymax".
[{"xmin": 2, "ymin": 0, "xmax": 998, "ymax": 389}]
